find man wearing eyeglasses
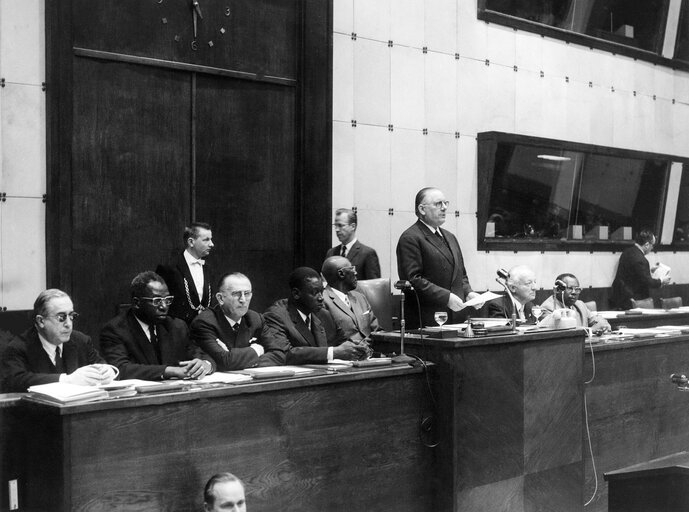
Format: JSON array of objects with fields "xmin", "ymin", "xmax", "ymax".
[
  {"xmin": 1, "ymin": 289, "xmax": 116, "ymax": 392},
  {"xmin": 396, "ymin": 187, "xmax": 482, "ymax": 328},
  {"xmin": 190, "ymin": 273, "xmax": 268, "ymax": 371},
  {"xmin": 100, "ymin": 271, "xmax": 215, "ymax": 380},
  {"xmin": 325, "ymin": 208, "xmax": 381, "ymax": 280},
  {"xmin": 539, "ymin": 273, "xmax": 611, "ymax": 331}
]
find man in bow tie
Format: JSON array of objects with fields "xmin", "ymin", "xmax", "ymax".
[
  {"xmin": 191, "ymin": 272, "xmax": 269, "ymax": 370},
  {"xmin": 325, "ymin": 208, "xmax": 381, "ymax": 279},
  {"xmin": 156, "ymin": 222, "xmax": 215, "ymax": 324}
]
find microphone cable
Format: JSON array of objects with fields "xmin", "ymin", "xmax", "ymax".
[{"xmin": 584, "ymin": 334, "xmax": 598, "ymax": 506}]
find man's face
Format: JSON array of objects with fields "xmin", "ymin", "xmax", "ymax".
[
  {"xmin": 36, "ymin": 296, "xmax": 75, "ymax": 345},
  {"xmin": 134, "ymin": 281, "xmax": 171, "ymax": 325},
  {"xmin": 188, "ymin": 228, "xmax": 214, "ymax": 259},
  {"xmin": 560, "ymin": 276, "xmax": 581, "ymax": 308},
  {"xmin": 333, "ymin": 213, "xmax": 356, "ymax": 245},
  {"xmin": 510, "ymin": 271, "xmax": 537, "ymax": 304},
  {"xmin": 217, "ymin": 275, "xmax": 252, "ymax": 321},
  {"xmin": 338, "ymin": 264, "xmax": 358, "ymax": 292},
  {"xmin": 293, "ymin": 277, "xmax": 324, "ymax": 314},
  {"xmin": 418, "ymin": 189, "xmax": 448, "ymax": 229},
  {"xmin": 205, "ymin": 480, "xmax": 246, "ymax": 512},
  {"xmin": 642, "ymin": 236, "xmax": 656, "ymax": 255}
]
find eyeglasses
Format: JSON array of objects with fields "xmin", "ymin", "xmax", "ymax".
[
  {"xmin": 139, "ymin": 296, "xmax": 175, "ymax": 307},
  {"xmin": 43, "ymin": 312, "xmax": 79, "ymax": 323},
  {"xmin": 423, "ymin": 200, "xmax": 450, "ymax": 209},
  {"xmin": 228, "ymin": 290, "xmax": 253, "ymax": 299},
  {"xmin": 565, "ymin": 287, "xmax": 582, "ymax": 293},
  {"xmin": 340, "ymin": 265, "xmax": 357, "ymax": 273}
]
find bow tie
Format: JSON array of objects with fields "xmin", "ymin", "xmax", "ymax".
[{"xmin": 191, "ymin": 259, "xmax": 205, "ymax": 266}]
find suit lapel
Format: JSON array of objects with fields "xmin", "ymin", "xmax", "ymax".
[
  {"xmin": 25, "ymin": 329, "xmax": 57, "ymax": 374},
  {"xmin": 420, "ymin": 223, "xmax": 453, "ymax": 265},
  {"xmin": 347, "ymin": 241, "xmax": 360, "ymax": 261},
  {"xmin": 327, "ymin": 288, "xmax": 357, "ymax": 324},
  {"xmin": 127, "ymin": 311, "xmax": 159, "ymax": 364},
  {"xmin": 61, "ymin": 341, "xmax": 80, "ymax": 374},
  {"xmin": 288, "ymin": 304, "xmax": 316, "ymax": 346},
  {"xmin": 441, "ymin": 228, "xmax": 461, "ymax": 284},
  {"xmin": 177, "ymin": 254, "xmax": 200, "ymax": 307}
]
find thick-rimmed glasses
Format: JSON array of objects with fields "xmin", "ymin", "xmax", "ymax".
[
  {"xmin": 139, "ymin": 296, "xmax": 175, "ymax": 307},
  {"xmin": 43, "ymin": 312, "xmax": 79, "ymax": 323}
]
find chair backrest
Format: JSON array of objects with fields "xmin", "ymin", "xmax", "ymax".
[
  {"xmin": 583, "ymin": 300, "xmax": 597, "ymax": 312},
  {"xmin": 631, "ymin": 297, "xmax": 654, "ymax": 309},
  {"xmin": 356, "ymin": 278, "xmax": 392, "ymax": 331},
  {"xmin": 660, "ymin": 296, "xmax": 683, "ymax": 310}
]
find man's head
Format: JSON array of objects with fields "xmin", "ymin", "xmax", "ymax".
[
  {"xmin": 507, "ymin": 265, "xmax": 537, "ymax": 305},
  {"xmin": 415, "ymin": 187, "xmax": 450, "ymax": 229},
  {"xmin": 635, "ymin": 229, "xmax": 656, "ymax": 255},
  {"xmin": 184, "ymin": 222, "xmax": 214, "ymax": 259},
  {"xmin": 204, "ymin": 473, "xmax": 246, "ymax": 512},
  {"xmin": 554, "ymin": 273, "xmax": 581, "ymax": 308},
  {"xmin": 333, "ymin": 208, "xmax": 357, "ymax": 245},
  {"xmin": 33, "ymin": 289, "xmax": 76, "ymax": 346},
  {"xmin": 288, "ymin": 267, "xmax": 324, "ymax": 315},
  {"xmin": 216, "ymin": 273, "xmax": 253, "ymax": 322},
  {"xmin": 321, "ymin": 256, "xmax": 357, "ymax": 293},
  {"xmin": 131, "ymin": 271, "xmax": 172, "ymax": 325}
]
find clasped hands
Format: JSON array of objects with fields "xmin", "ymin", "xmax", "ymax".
[
  {"xmin": 64, "ymin": 364, "xmax": 118, "ymax": 386},
  {"xmin": 164, "ymin": 359, "xmax": 212, "ymax": 380},
  {"xmin": 333, "ymin": 338, "xmax": 373, "ymax": 361}
]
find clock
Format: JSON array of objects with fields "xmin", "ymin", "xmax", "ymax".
[{"xmin": 157, "ymin": 0, "xmax": 231, "ymax": 51}]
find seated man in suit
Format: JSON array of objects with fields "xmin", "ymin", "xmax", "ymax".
[
  {"xmin": 1, "ymin": 289, "xmax": 116, "ymax": 392},
  {"xmin": 261, "ymin": 267, "xmax": 369, "ymax": 365},
  {"xmin": 191, "ymin": 272, "xmax": 269, "ymax": 371},
  {"xmin": 100, "ymin": 271, "xmax": 215, "ymax": 380},
  {"xmin": 204, "ymin": 473, "xmax": 246, "ymax": 512},
  {"xmin": 539, "ymin": 273, "xmax": 611, "ymax": 332},
  {"xmin": 326, "ymin": 208, "xmax": 381, "ymax": 280},
  {"xmin": 488, "ymin": 265, "xmax": 537, "ymax": 322},
  {"xmin": 156, "ymin": 222, "xmax": 215, "ymax": 324},
  {"xmin": 321, "ymin": 256, "xmax": 377, "ymax": 357}
]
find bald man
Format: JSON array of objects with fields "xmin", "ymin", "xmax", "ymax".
[{"xmin": 488, "ymin": 265, "xmax": 537, "ymax": 322}]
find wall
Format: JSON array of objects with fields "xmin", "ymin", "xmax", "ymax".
[
  {"xmin": 0, "ymin": 0, "xmax": 46, "ymax": 310},
  {"xmin": 332, "ymin": 0, "xmax": 689, "ymax": 294}
]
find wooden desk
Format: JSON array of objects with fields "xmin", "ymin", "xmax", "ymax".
[
  {"xmin": 373, "ymin": 329, "xmax": 585, "ymax": 512},
  {"xmin": 603, "ymin": 309, "xmax": 689, "ymax": 329},
  {"xmin": 5, "ymin": 365, "xmax": 433, "ymax": 512}
]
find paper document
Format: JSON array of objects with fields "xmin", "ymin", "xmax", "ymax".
[
  {"xmin": 652, "ymin": 263, "xmax": 671, "ymax": 280},
  {"xmin": 462, "ymin": 291, "xmax": 502, "ymax": 308},
  {"xmin": 199, "ymin": 372, "xmax": 253, "ymax": 384},
  {"xmin": 28, "ymin": 382, "xmax": 109, "ymax": 403},
  {"xmin": 245, "ymin": 366, "xmax": 317, "ymax": 375}
]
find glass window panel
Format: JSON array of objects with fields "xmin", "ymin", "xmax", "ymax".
[
  {"xmin": 676, "ymin": 0, "xmax": 689, "ymax": 61},
  {"xmin": 673, "ymin": 165, "xmax": 689, "ymax": 242}
]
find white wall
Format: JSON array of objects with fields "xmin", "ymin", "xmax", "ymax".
[
  {"xmin": 0, "ymin": 0, "xmax": 46, "ymax": 309},
  {"xmin": 332, "ymin": 0, "xmax": 689, "ymax": 293}
]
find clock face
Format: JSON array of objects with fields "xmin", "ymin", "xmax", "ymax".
[{"xmin": 157, "ymin": 0, "xmax": 232, "ymax": 51}]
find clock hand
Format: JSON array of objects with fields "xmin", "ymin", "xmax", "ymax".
[
  {"xmin": 193, "ymin": 0, "xmax": 203, "ymax": 20},
  {"xmin": 193, "ymin": 8, "xmax": 198, "ymax": 38}
]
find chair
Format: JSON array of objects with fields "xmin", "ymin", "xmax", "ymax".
[
  {"xmin": 630, "ymin": 297, "xmax": 654, "ymax": 309},
  {"xmin": 660, "ymin": 296, "xmax": 683, "ymax": 310},
  {"xmin": 584, "ymin": 300, "xmax": 598, "ymax": 312},
  {"xmin": 356, "ymin": 278, "xmax": 392, "ymax": 331}
]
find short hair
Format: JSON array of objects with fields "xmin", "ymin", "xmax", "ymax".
[
  {"xmin": 204, "ymin": 473, "xmax": 244, "ymax": 506},
  {"xmin": 635, "ymin": 229, "xmax": 656, "ymax": 246},
  {"xmin": 414, "ymin": 187, "xmax": 437, "ymax": 217},
  {"xmin": 183, "ymin": 222, "xmax": 212, "ymax": 244},
  {"xmin": 335, "ymin": 208, "xmax": 357, "ymax": 226},
  {"xmin": 288, "ymin": 267, "xmax": 321, "ymax": 291},
  {"xmin": 130, "ymin": 271, "xmax": 166, "ymax": 299},
  {"xmin": 33, "ymin": 289, "xmax": 70, "ymax": 319},
  {"xmin": 217, "ymin": 272, "xmax": 250, "ymax": 291},
  {"xmin": 507, "ymin": 265, "xmax": 533, "ymax": 287},
  {"xmin": 555, "ymin": 273, "xmax": 578, "ymax": 285}
]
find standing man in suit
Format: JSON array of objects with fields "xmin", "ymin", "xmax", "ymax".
[
  {"xmin": 396, "ymin": 187, "xmax": 482, "ymax": 328},
  {"xmin": 488, "ymin": 265, "xmax": 537, "ymax": 322},
  {"xmin": 156, "ymin": 222, "xmax": 215, "ymax": 324},
  {"xmin": 261, "ymin": 267, "xmax": 368, "ymax": 365},
  {"xmin": 191, "ymin": 272, "xmax": 268, "ymax": 371},
  {"xmin": 326, "ymin": 208, "xmax": 381, "ymax": 280},
  {"xmin": 611, "ymin": 230, "xmax": 670, "ymax": 309},
  {"xmin": 100, "ymin": 271, "xmax": 214, "ymax": 380},
  {"xmin": 321, "ymin": 256, "xmax": 377, "ymax": 356},
  {"xmin": 1, "ymin": 289, "xmax": 116, "ymax": 392}
]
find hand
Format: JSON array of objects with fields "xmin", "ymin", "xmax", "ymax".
[
  {"xmin": 447, "ymin": 293, "xmax": 464, "ymax": 312},
  {"xmin": 92, "ymin": 364, "xmax": 117, "ymax": 385},
  {"xmin": 179, "ymin": 359, "xmax": 212, "ymax": 379},
  {"xmin": 333, "ymin": 341, "xmax": 368, "ymax": 361},
  {"xmin": 662, "ymin": 275, "xmax": 671, "ymax": 285},
  {"xmin": 466, "ymin": 291, "xmax": 484, "ymax": 310},
  {"xmin": 64, "ymin": 365, "xmax": 107, "ymax": 386},
  {"xmin": 250, "ymin": 343, "xmax": 265, "ymax": 356}
]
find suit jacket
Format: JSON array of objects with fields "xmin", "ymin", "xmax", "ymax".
[
  {"xmin": 396, "ymin": 220, "xmax": 473, "ymax": 327},
  {"xmin": 611, "ymin": 246, "xmax": 661, "ymax": 310},
  {"xmin": 190, "ymin": 306, "xmax": 266, "ymax": 371},
  {"xmin": 488, "ymin": 294, "xmax": 535, "ymax": 323},
  {"xmin": 156, "ymin": 252, "xmax": 214, "ymax": 324},
  {"xmin": 1, "ymin": 327, "xmax": 104, "ymax": 392},
  {"xmin": 99, "ymin": 309, "xmax": 214, "ymax": 380},
  {"xmin": 539, "ymin": 296, "xmax": 610, "ymax": 331},
  {"xmin": 322, "ymin": 286, "xmax": 379, "ymax": 342},
  {"xmin": 260, "ymin": 299, "xmax": 330, "ymax": 366},
  {"xmin": 326, "ymin": 240, "xmax": 381, "ymax": 280}
]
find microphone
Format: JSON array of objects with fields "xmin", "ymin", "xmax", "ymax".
[
  {"xmin": 554, "ymin": 279, "xmax": 567, "ymax": 290},
  {"xmin": 394, "ymin": 280, "xmax": 413, "ymax": 290},
  {"xmin": 496, "ymin": 268, "xmax": 509, "ymax": 280},
  {"xmin": 671, "ymin": 373, "xmax": 688, "ymax": 386}
]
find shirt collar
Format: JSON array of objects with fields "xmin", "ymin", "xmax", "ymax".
[
  {"xmin": 296, "ymin": 309, "xmax": 309, "ymax": 324},
  {"xmin": 134, "ymin": 314, "xmax": 152, "ymax": 340},
  {"xmin": 184, "ymin": 249, "xmax": 205, "ymax": 266},
  {"xmin": 343, "ymin": 238, "xmax": 357, "ymax": 252},
  {"xmin": 38, "ymin": 332, "xmax": 60, "ymax": 360},
  {"xmin": 331, "ymin": 287, "xmax": 349, "ymax": 304},
  {"xmin": 224, "ymin": 314, "xmax": 241, "ymax": 328},
  {"xmin": 419, "ymin": 219, "xmax": 441, "ymax": 235}
]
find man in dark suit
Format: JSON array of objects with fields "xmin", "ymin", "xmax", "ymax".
[
  {"xmin": 191, "ymin": 272, "xmax": 269, "ymax": 371},
  {"xmin": 1, "ymin": 289, "xmax": 116, "ymax": 392},
  {"xmin": 325, "ymin": 208, "xmax": 381, "ymax": 280},
  {"xmin": 488, "ymin": 265, "xmax": 537, "ymax": 322},
  {"xmin": 261, "ymin": 267, "xmax": 368, "ymax": 365},
  {"xmin": 100, "ymin": 271, "xmax": 214, "ymax": 380},
  {"xmin": 321, "ymin": 256, "xmax": 377, "ymax": 357},
  {"xmin": 396, "ymin": 187, "xmax": 482, "ymax": 328},
  {"xmin": 611, "ymin": 230, "xmax": 670, "ymax": 309},
  {"xmin": 156, "ymin": 222, "xmax": 215, "ymax": 324}
]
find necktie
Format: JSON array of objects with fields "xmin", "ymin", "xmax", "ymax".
[
  {"xmin": 149, "ymin": 325, "xmax": 162, "ymax": 363},
  {"xmin": 436, "ymin": 230, "xmax": 450, "ymax": 250},
  {"xmin": 340, "ymin": 245, "xmax": 347, "ymax": 257},
  {"xmin": 343, "ymin": 294, "xmax": 351, "ymax": 309},
  {"xmin": 232, "ymin": 322, "xmax": 240, "ymax": 333},
  {"xmin": 305, "ymin": 315, "xmax": 311, "ymax": 331},
  {"xmin": 54, "ymin": 345, "xmax": 64, "ymax": 373}
]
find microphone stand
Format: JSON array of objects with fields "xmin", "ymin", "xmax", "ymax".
[
  {"xmin": 495, "ymin": 277, "xmax": 519, "ymax": 330},
  {"xmin": 393, "ymin": 293, "xmax": 415, "ymax": 365}
]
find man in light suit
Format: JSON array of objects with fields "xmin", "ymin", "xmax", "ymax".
[
  {"xmin": 2, "ymin": 289, "xmax": 116, "ymax": 392},
  {"xmin": 156, "ymin": 222, "xmax": 215, "ymax": 324},
  {"xmin": 321, "ymin": 256, "xmax": 377, "ymax": 356},
  {"xmin": 488, "ymin": 265, "xmax": 537, "ymax": 322},
  {"xmin": 191, "ymin": 272, "xmax": 269, "ymax": 371},
  {"xmin": 100, "ymin": 271, "xmax": 214, "ymax": 380},
  {"xmin": 396, "ymin": 187, "xmax": 482, "ymax": 327},
  {"xmin": 261, "ymin": 267, "xmax": 368, "ymax": 365},
  {"xmin": 540, "ymin": 273, "xmax": 610, "ymax": 331},
  {"xmin": 325, "ymin": 208, "xmax": 381, "ymax": 280}
]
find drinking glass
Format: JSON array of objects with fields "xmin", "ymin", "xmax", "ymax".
[
  {"xmin": 531, "ymin": 306, "xmax": 543, "ymax": 325},
  {"xmin": 434, "ymin": 311, "xmax": 448, "ymax": 332}
]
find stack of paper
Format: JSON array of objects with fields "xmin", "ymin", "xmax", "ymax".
[{"xmin": 28, "ymin": 382, "xmax": 109, "ymax": 404}]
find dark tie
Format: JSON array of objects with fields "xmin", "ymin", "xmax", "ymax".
[
  {"xmin": 436, "ymin": 230, "xmax": 450, "ymax": 250},
  {"xmin": 305, "ymin": 315, "xmax": 311, "ymax": 332},
  {"xmin": 54, "ymin": 345, "xmax": 64, "ymax": 373},
  {"xmin": 149, "ymin": 325, "xmax": 162, "ymax": 363},
  {"xmin": 232, "ymin": 322, "xmax": 240, "ymax": 333},
  {"xmin": 340, "ymin": 245, "xmax": 346, "ymax": 257}
]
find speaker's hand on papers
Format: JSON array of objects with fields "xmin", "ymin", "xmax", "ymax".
[
  {"xmin": 64, "ymin": 364, "xmax": 116, "ymax": 386},
  {"xmin": 448, "ymin": 293, "xmax": 464, "ymax": 311},
  {"xmin": 466, "ymin": 291, "xmax": 485, "ymax": 310},
  {"xmin": 333, "ymin": 340, "xmax": 369, "ymax": 361}
]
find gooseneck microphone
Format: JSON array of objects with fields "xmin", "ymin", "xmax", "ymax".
[
  {"xmin": 393, "ymin": 280, "xmax": 415, "ymax": 365},
  {"xmin": 495, "ymin": 269, "xmax": 517, "ymax": 323},
  {"xmin": 394, "ymin": 280, "xmax": 413, "ymax": 290}
]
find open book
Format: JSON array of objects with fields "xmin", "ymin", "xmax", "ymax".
[
  {"xmin": 652, "ymin": 263, "xmax": 671, "ymax": 280},
  {"xmin": 27, "ymin": 382, "xmax": 109, "ymax": 404}
]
